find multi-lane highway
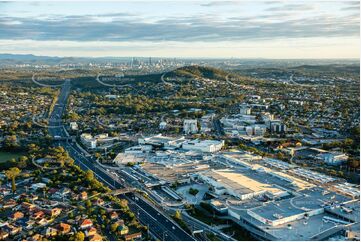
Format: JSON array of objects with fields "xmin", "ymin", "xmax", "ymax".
[{"xmin": 47, "ymin": 80, "xmax": 195, "ymax": 241}]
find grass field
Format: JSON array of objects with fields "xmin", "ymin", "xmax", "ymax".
[{"xmin": 0, "ymin": 151, "xmax": 24, "ymax": 163}]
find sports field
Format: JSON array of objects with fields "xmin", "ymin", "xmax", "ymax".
[{"xmin": 0, "ymin": 151, "xmax": 24, "ymax": 163}]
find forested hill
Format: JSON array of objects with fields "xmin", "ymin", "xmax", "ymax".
[{"xmin": 168, "ymin": 65, "xmax": 229, "ymax": 80}]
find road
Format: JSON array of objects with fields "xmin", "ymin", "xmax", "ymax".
[
  {"xmin": 32, "ymin": 74, "xmax": 64, "ymax": 88},
  {"xmin": 47, "ymin": 80, "xmax": 195, "ymax": 241}
]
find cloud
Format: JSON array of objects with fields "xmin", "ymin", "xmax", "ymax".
[
  {"xmin": 0, "ymin": 5, "xmax": 359, "ymax": 43},
  {"xmin": 341, "ymin": 6, "xmax": 360, "ymax": 11},
  {"xmin": 266, "ymin": 3, "xmax": 315, "ymax": 12},
  {"xmin": 200, "ymin": 1, "xmax": 239, "ymax": 7}
]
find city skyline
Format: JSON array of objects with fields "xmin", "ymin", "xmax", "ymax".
[{"xmin": 0, "ymin": 0, "xmax": 359, "ymax": 59}]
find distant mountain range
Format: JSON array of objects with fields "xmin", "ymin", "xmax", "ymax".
[
  {"xmin": 0, "ymin": 53, "xmax": 60, "ymax": 60},
  {"xmin": 0, "ymin": 53, "xmax": 359, "ymax": 67},
  {"xmin": 0, "ymin": 53, "xmax": 136, "ymax": 66}
]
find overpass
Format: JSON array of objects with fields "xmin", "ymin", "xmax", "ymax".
[
  {"xmin": 53, "ymin": 136, "xmax": 75, "ymax": 142},
  {"xmin": 111, "ymin": 187, "xmax": 136, "ymax": 195}
]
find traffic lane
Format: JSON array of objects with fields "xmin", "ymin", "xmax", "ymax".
[
  {"xmin": 64, "ymin": 144, "xmax": 122, "ymax": 189},
  {"xmin": 127, "ymin": 200, "xmax": 179, "ymax": 241},
  {"xmin": 126, "ymin": 194, "xmax": 195, "ymax": 241}
]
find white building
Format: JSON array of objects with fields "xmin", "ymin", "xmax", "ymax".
[
  {"xmin": 253, "ymin": 125, "xmax": 267, "ymax": 136},
  {"xmin": 249, "ymin": 95, "xmax": 261, "ymax": 100},
  {"xmin": 138, "ymin": 134, "xmax": 186, "ymax": 149},
  {"xmin": 241, "ymin": 115, "xmax": 257, "ymax": 124},
  {"xmin": 270, "ymin": 121, "xmax": 287, "ymax": 133},
  {"xmin": 80, "ymin": 133, "xmax": 97, "ymax": 149},
  {"xmin": 70, "ymin": 122, "xmax": 78, "ymax": 131},
  {"xmin": 105, "ymin": 94, "xmax": 118, "ymax": 99},
  {"xmin": 80, "ymin": 133, "xmax": 117, "ymax": 149},
  {"xmin": 200, "ymin": 114, "xmax": 214, "ymax": 133},
  {"xmin": 261, "ymin": 112, "xmax": 275, "ymax": 125},
  {"xmin": 319, "ymin": 152, "xmax": 348, "ymax": 165},
  {"xmin": 31, "ymin": 183, "xmax": 47, "ymax": 190},
  {"xmin": 182, "ymin": 139, "xmax": 224, "ymax": 153},
  {"xmin": 159, "ymin": 121, "xmax": 167, "ymax": 130},
  {"xmin": 223, "ymin": 123, "xmax": 266, "ymax": 137},
  {"xmin": 183, "ymin": 119, "xmax": 198, "ymax": 134},
  {"xmin": 240, "ymin": 104, "xmax": 252, "ymax": 115},
  {"xmin": 198, "ymin": 169, "xmax": 286, "ymax": 200},
  {"xmin": 124, "ymin": 145, "xmax": 153, "ymax": 154}
]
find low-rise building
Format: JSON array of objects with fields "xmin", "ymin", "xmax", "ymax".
[
  {"xmin": 183, "ymin": 119, "xmax": 198, "ymax": 134},
  {"xmin": 124, "ymin": 232, "xmax": 142, "ymax": 241},
  {"xmin": 198, "ymin": 169, "xmax": 287, "ymax": 200},
  {"xmin": 80, "ymin": 219, "xmax": 93, "ymax": 230},
  {"xmin": 138, "ymin": 134, "xmax": 186, "ymax": 149},
  {"xmin": 80, "ymin": 133, "xmax": 97, "ymax": 149},
  {"xmin": 80, "ymin": 133, "xmax": 117, "ymax": 149},
  {"xmin": 70, "ymin": 122, "xmax": 78, "ymax": 131},
  {"xmin": 182, "ymin": 139, "xmax": 224, "ymax": 153},
  {"xmin": 240, "ymin": 104, "xmax": 252, "ymax": 115},
  {"xmin": 269, "ymin": 120, "xmax": 287, "ymax": 133},
  {"xmin": 318, "ymin": 151, "xmax": 348, "ymax": 165},
  {"xmin": 124, "ymin": 145, "xmax": 153, "ymax": 154}
]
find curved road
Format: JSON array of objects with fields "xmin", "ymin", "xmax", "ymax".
[
  {"xmin": 32, "ymin": 74, "xmax": 65, "ymax": 88},
  {"xmin": 225, "ymin": 74, "xmax": 243, "ymax": 88},
  {"xmin": 96, "ymin": 73, "xmax": 132, "ymax": 88}
]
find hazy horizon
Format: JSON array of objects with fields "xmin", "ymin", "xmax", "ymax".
[{"xmin": 1, "ymin": 52, "xmax": 361, "ymax": 61}]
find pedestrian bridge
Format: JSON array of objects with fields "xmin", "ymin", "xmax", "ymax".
[{"xmin": 111, "ymin": 187, "xmax": 136, "ymax": 195}]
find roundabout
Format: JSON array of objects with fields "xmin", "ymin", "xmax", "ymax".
[
  {"xmin": 32, "ymin": 113, "xmax": 63, "ymax": 129},
  {"xmin": 32, "ymin": 157, "xmax": 64, "ymax": 170},
  {"xmin": 96, "ymin": 115, "xmax": 132, "ymax": 130}
]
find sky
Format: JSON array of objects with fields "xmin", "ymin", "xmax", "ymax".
[{"xmin": 0, "ymin": 0, "xmax": 359, "ymax": 58}]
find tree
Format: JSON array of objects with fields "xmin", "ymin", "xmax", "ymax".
[
  {"xmin": 110, "ymin": 223, "xmax": 118, "ymax": 232},
  {"xmin": 343, "ymin": 138, "xmax": 354, "ymax": 147},
  {"xmin": 17, "ymin": 156, "xmax": 28, "ymax": 169},
  {"xmin": 174, "ymin": 210, "xmax": 182, "ymax": 220},
  {"xmin": 119, "ymin": 199, "xmax": 128, "ymax": 208},
  {"xmin": 5, "ymin": 167, "xmax": 21, "ymax": 193},
  {"xmin": 4, "ymin": 135, "xmax": 19, "ymax": 150},
  {"xmin": 189, "ymin": 188, "xmax": 199, "ymax": 196},
  {"xmin": 74, "ymin": 231, "xmax": 85, "ymax": 241},
  {"xmin": 28, "ymin": 143, "xmax": 40, "ymax": 154},
  {"xmin": 85, "ymin": 170, "xmax": 94, "ymax": 182},
  {"xmin": 348, "ymin": 159, "xmax": 360, "ymax": 169},
  {"xmin": 85, "ymin": 200, "xmax": 92, "ymax": 208}
]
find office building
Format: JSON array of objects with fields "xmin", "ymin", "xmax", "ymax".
[{"xmin": 183, "ymin": 119, "xmax": 198, "ymax": 134}]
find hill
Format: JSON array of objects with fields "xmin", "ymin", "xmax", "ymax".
[{"xmin": 168, "ymin": 65, "xmax": 229, "ymax": 80}]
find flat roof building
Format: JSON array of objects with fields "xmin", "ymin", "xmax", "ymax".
[
  {"xmin": 182, "ymin": 139, "xmax": 224, "ymax": 153},
  {"xmin": 227, "ymin": 187, "xmax": 355, "ymax": 241},
  {"xmin": 138, "ymin": 134, "xmax": 186, "ymax": 149},
  {"xmin": 198, "ymin": 169, "xmax": 288, "ymax": 200}
]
